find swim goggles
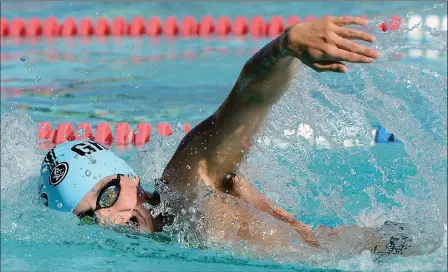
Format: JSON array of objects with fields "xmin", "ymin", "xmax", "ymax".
[{"xmin": 78, "ymin": 174, "xmax": 123, "ymax": 224}]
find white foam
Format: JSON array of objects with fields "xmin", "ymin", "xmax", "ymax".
[
  {"xmin": 408, "ymin": 49, "xmax": 424, "ymax": 58},
  {"xmin": 315, "ymin": 136, "xmax": 330, "ymax": 149},
  {"xmin": 442, "ymin": 15, "xmax": 447, "ymax": 31},
  {"xmin": 425, "ymin": 50, "xmax": 440, "ymax": 59},
  {"xmin": 407, "ymin": 15, "xmax": 423, "ymax": 40},
  {"xmin": 1, "ymin": 110, "xmax": 42, "ymax": 202},
  {"xmin": 425, "ymin": 15, "xmax": 441, "ymax": 40},
  {"xmin": 425, "ymin": 15, "xmax": 441, "ymax": 30},
  {"xmin": 297, "ymin": 123, "xmax": 314, "ymax": 141}
]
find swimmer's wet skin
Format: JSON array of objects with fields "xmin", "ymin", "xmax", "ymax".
[{"xmin": 40, "ymin": 16, "xmax": 440, "ymax": 259}]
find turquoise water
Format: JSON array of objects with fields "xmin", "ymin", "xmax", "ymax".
[{"xmin": 1, "ymin": 2, "xmax": 447, "ymax": 271}]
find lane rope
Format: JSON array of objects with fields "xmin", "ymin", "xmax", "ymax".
[
  {"xmin": 35, "ymin": 121, "xmax": 399, "ymax": 150},
  {"xmin": 0, "ymin": 15, "xmax": 412, "ymax": 38}
]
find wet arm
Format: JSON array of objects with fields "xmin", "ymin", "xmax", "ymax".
[
  {"xmin": 225, "ymin": 175, "xmax": 321, "ymax": 247},
  {"xmin": 163, "ymin": 32, "xmax": 299, "ymax": 187}
]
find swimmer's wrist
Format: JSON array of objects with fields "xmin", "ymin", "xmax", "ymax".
[
  {"xmin": 282, "ymin": 24, "xmax": 305, "ymax": 60},
  {"xmin": 278, "ymin": 30, "xmax": 295, "ymax": 59}
]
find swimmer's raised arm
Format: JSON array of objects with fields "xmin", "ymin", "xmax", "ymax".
[{"xmin": 163, "ymin": 16, "xmax": 379, "ymax": 189}]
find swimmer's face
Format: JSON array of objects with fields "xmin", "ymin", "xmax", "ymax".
[{"xmin": 73, "ymin": 174, "xmax": 157, "ymax": 232}]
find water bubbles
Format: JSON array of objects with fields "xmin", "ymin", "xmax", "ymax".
[
  {"xmin": 350, "ymin": 169, "xmax": 356, "ymax": 175},
  {"xmin": 91, "ymin": 188, "xmax": 96, "ymax": 193},
  {"xmin": 85, "ymin": 170, "xmax": 91, "ymax": 176},
  {"xmin": 57, "ymin": 203, "xmax": 63, "ymax": 209},
  {"xmin": 77, "ymin": 128, "xmax": 85, "ymax": 137},
  {"xmin": 143, "ymin": 202, "xmax": 155, "ymax": 210},
  {"xmin": 135, "ymin": 85, "xmax": 140, "ymax": 89},
  {"xmin": 188, "ymin": 207, "xmax": 196, "ymax": 214},
  {"xmin": 181, "ymin": 209, "xmax": 186, "ymax": 215},
  {"xmin": 35, "ymin": 75, "xmax": 41, "ymax": 82},
  {"xmin": 186, "ymin": 165, "xmax": 191, "ymax": 170},
  {"xmin": 20, "ymin": 56, "xmax": 26, "ymax": 61},
  {"xmin": 134, "ymin": 130, "xmax": 139, "ymax": 135}
]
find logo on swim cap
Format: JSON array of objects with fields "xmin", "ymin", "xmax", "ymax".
[
  {"xmin": 49, "ymin": 162, "xmax": 69, "ymax": 186},
  {"xmin": 40, "ymin": 140, "xmax": 137, "ymax": 212}
]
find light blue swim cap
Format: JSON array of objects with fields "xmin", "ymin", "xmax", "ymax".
[{"xmin": 40, "ymin": 140, "xmax": 137, "ymax": 212}]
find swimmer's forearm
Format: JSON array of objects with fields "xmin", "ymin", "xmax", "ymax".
[
  {"xmin": 232, "ymin": 176, "xmax": 320, "ymax": 247},
  {"xmin": 234, "ymin": 32, "xmax": 299, "ymax": 104}
]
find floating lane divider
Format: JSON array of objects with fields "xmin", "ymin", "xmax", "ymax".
[
  {"xmin": 0, "ymin": 15, "xmax": 406, "ymax": 38},
  {"xmin": 36, "ymin": 121, "xmax": 398, "ymax": 151},
  {"xmin": 36, "ymin": 121, "xmax": 192, "ymax": 149}
]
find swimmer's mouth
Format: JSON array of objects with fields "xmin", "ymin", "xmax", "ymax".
[{"xmin": 125, "ymin": 216, "xmax": 140, "ymax": 229}]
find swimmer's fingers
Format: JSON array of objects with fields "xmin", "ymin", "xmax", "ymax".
[
  {"xmin": 332, "ymin": 16, "xmax": 368, "ymax": 27},
  {"xmin": 327, "ymin": 46, "xmax": 375, "ymax": 63},
  {"xmin": 311, "ymin": 61, "xmax": 348, "ymax": 73},
  {"xmin": 332, "ymin": 35, "xmax": 380, "ymax": 59},
  {"xmin": 335, "ymin": 27, "xmax": 376, "ymax": 43}
]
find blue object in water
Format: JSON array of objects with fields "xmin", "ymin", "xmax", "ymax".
[{"xmin": 375, "ymin": 125, "xmax": 401, "ymax": 144}]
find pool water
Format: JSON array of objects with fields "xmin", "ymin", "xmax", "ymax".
[{"xmin": 1, "ymin": 1, "xmax": 447, "ymax": 271}]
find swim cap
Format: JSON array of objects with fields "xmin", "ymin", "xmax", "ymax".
[{"xmin": 40, "ymin": 140, "xmax": 137, "ymax": 212}]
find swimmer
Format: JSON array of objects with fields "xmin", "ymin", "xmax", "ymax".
[{"xmin": 39, "ymin": 16, "xmax": 439, "ymax": 259}]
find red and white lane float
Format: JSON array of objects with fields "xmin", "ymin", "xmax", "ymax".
[
  {"xmin": 0, "ymin": 15, "xmax": 406, "ymax": 39},
  {"xmin": 36, "ymin": 121, "xmax": 192, "ymax": 150},
  {"xmin": 36, "ymin": 121, "xmax": 398, "ymax": 151}
]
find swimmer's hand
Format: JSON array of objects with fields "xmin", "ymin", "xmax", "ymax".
[{"xmin": 285, "ymin": 16, "xmax": 380, "ymax": 73}]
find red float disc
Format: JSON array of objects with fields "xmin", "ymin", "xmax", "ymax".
[
  {"xmin": 286, "ymin": 16, "xmax": 300, "ymax": 27},
  {"xmin": 95, "ymin": 122, "xmax": 113, "ymax": 145},
  {"xmin": 216, "ymin": 16, "xmax": 231, "ymax": 36},
  {"xmin": 129, "ymin": 17, "xmax": 145, "ymax": 36},
  {"xmin": 164, "ymin": 17, "xmax": 179, "ymax": 37},
  {"xmin": 95, "ymin": 17, "xmax": 110, "ymax": 36},
  {"xmin": 115, "ymin": 122, "xmax": 133, "ymax": 145},
  {"xmin": 43, "ymin": 17, "xmax": 59, "ymax": 36},
  {"xmin": 75, "ymin": 122, "xmax": 93, "ymax": 140},
  {"xmin": 250, "ymin": 16, "xmax": 266, "ymax": 37},
  {"xmin": 60, "ymin": 17, "xmax": 77, "ymax": 36},
  {"xmin": 112, "ymin": 17, "xmax": 127, "ymax": 36},
  {"xmin": 10, "ymin": 18, "xmax": 26, "ymax": 37},
  {"xmin": 55, "ymin": 122, "xmax": 75, "ymax": 144},
  {"xmin": 181, "ymin": 16, "xmax": 197, "ymax": 36},
  {"xmin": 37, "ymin": 121, "xmax": 52, "ymax": 143},
  {"xmin": 156, "ymin": 122, "xmax": 172, "ymax": 136},
  {"xmin": 27, "ymin": 17, "xmax": 42, "ymax": 37},
  {"xmin": 198, "ymin": 16, "xmax": 214, "ymax": 36},
  {"xmin": 147, "ymin": 17, "xmax": 162, "ymax": 37},
  {"xmin": 389, "ymin": 15, "xmax": 402, "ymax": 31},
  {"xmin": 79, "ymin": 17, "xmax": 94, "ymax": 36},
  {"xmin": 267, "ymin": 16, "xmax": 283, "ymax": 37},
  {"xmin": 1, "ymin": 17, "xmax": 9, "ymax": 36},
  {"xmin": 184, "ymin": 123, "xmax": 192, "ymax": 134},
  {"xmin": 133, "ymin": 122, "xmax": 152, "ymax": 146},
  {"xmin": 233, "ymin": 16, "xmax": 248, "ymax": 36}
]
